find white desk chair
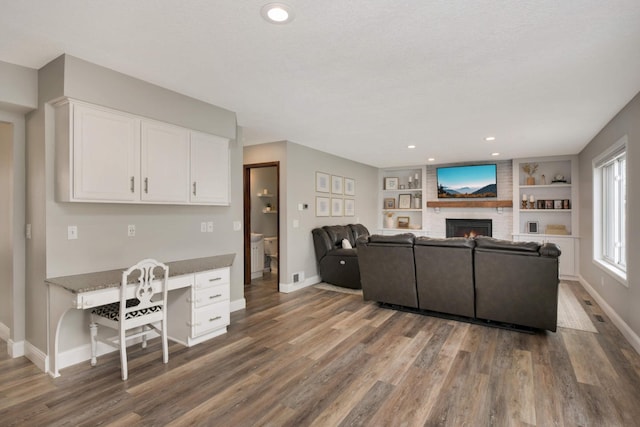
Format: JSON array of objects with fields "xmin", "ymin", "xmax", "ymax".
[{"xmin": 89, "ymin": 258, "xmax": 169, "ymax": 380}]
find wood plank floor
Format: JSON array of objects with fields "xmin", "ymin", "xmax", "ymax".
[{"xmin": 2, "ymin": 279, "xmax": 640, "ymax": 426}]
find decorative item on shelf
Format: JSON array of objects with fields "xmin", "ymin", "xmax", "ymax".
[
  {"xmin": 537, "ymin": 200, "xmax": 545, "ymax": 209},
  {"xmin": 554, "ymin": 200, "xmax": 563, "ymax": 209},
  {"xmin": 563, "ymin": 199, "xmax": 570, "ymax": 209},
  {"xmin": 263, "ymin": 188, "xmax": 269, "ymax": 195},
  {"xmin": 414, "ymin": 172, "xmax": 420, "ymax": 189},
  {"xmin": 265, "ymin": 203, "xmax": 272, "ymax": 212},
  {"xmin": 383, "ymin": 177, "xmax": 399, "ymax": 190},
  {"xmin": 398, "ymin": 193, "xmax": 411, "ymax": 209},
  {"xmin": 399, "ymin": 184, "xmax": 406, "ymax": 189},
  {"xmin": 546, "ymin": 224, "xmax": 569, "ymax": 235},
  {"xmin": 521, "ymin": 193, "xmax": 528, "ymax": 209},
  {"xmin": 552, "ymin": 174, "xmax": 567, "ymax": 184},
  {"xmin": 528, "ymin": 195, "xmax": 535, "ymax": 210},
  {"xmin": 408, "ymin": 175, "xmax": 413, "ymax": 189},
  {"xmin": 383, "ymin": 198, "xmax": 395, "ymax": 209},
  {"xmin": 384, "ymin": 211, "xmax": 394, "ymax": 228},
  {"xmin": 541, "ymin": 174, "xmax": 546, "ymax": 185},
  {"xmin": 522, "ymin": 163, "xmax": 539, "ymax": 185},
  {"xmin": 526, "ymin": 221, "xmax": 539, "ymax": 233},
  {"xmin": 544, "ymin": 200, "xmax": 554, "ymax": 209},
  {"xmin": 397, "ymin": 216, "xmax": 410, "ymax": 228},
  {"xmin": 413, "ymin": 192, "xmax": 421, "ymax": 209}
]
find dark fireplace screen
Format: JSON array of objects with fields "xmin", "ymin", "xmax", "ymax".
[{"xmin": 446, "ymin": 219, "xmax": 492, "ymax": 238}]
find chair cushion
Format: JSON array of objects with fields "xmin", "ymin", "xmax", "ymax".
[{"xmin": 92, "ymin": 299, "xmax": 162, "ymax": 321}]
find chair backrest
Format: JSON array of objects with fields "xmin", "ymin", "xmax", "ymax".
[{"xmin": 121, "ymin": 258, "xmax": 169, "ymax": 316}]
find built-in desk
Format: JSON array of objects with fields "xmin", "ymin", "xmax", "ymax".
[{"xmin": 45, "ymin": 254, "xmax": 235, "ymax": 377}]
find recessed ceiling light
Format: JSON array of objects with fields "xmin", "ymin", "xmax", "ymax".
[
  {"xmin": 485, "ymin": 136, "xmax": 496, "ymax": 142},
  {"xmin": 261, "ymin": 3, "xmax": 294, "ymax": 24},
  {"xmin": 408, "ymin": 145, "xmax": 416, "ymax": 149},
  {"xmin": 428, "ymin": 158, "xmax": 435, "ymax": 162},
  {"xmin": 491, "ymin": 152, "xmax": 500, "ymax": 156}
]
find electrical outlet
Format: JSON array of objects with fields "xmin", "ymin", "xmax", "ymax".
[
  {"xmin": 233, "ymin": 221, "xmax": 242, "ymax": 231},
  {"xmin": 207, "ymin": 221, "xmax": 214, "ymax": 232},
  {"xmin": 26, "ymin": 224, "xmax": 31, "ymax": 239},
  {"xmin": 127, "ymin": 224, "xmax": 136, "ymax": 237},
  {"xmin": 201, "ymin": 222, "xmax": 207, "ymax": 233},
  {"xmin": 67, "ymin": 225, "xmax": 78, "ymax": 240}
]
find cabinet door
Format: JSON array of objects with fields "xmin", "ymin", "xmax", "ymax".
[
  {"xmin": 72, "ymin": 104, "xmax": 140, "ymax": 201},
  {"xmin": 190, "ymin": 131, "xmax": 230, "ymax": 205},
  {"xmin": 141, "ymin": 120, "xmax": 190, "ymax": 203},
  {"xmin": 546, "ymin": 236, "xmax": 575, "ymax": 277}
]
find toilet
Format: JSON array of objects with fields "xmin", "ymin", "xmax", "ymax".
[{"xmin": 264, "ymin": 237, "xmax": 278, "ymax": 273}]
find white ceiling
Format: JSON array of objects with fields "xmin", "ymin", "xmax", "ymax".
[{"xmin": 2, "ymin": 1, "xmax": 640, "ymax": 167}]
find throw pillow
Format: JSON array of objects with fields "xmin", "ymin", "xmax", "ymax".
[{"xmin": 342, "ymin": 239, "xmax": 352, "ymax": 249}]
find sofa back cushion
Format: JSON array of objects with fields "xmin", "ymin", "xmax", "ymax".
[
  {"xmin": 474, "ymin": 236, "xmax": 540, "ymax": 255},
  {"xmin": 349, "ymin": 224, "xmax": 370, "ymax": 244},
  {"xmin": 323, "ymin": 225, "xmax": 353, "ymax": 248},
  {"xmin": 415, "ymin": 236, "xmax": 476, "ymax": 249}
]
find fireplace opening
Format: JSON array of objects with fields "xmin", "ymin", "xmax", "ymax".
[{"xmin": 446, "ymin": 219, "xmax": 492, "ymax": 238}]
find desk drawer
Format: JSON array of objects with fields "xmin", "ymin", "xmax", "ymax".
[
  {"xmin": 194, "ymin": 268, "xmax": 230, "ymax": 290},
  {"xmin": 193, "ymin": 283, "xmax": 229, "ymax": 308},
  {"xmin": 192, "ymin": 300, "xmax": 230, "ymax": 337}
]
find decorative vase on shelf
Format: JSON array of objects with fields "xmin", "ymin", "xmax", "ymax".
[
  {"xmin": 385, "ymin": 217, "xmax": 394, "ymax": 228},
  {"xmin": 526, "ymin": 176, "xmax": 535, "ymax": 185}
]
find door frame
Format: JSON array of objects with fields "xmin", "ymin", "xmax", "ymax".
[{"xmin": 243, "ymin": 161, "xmax": 280, "ymax": 286}]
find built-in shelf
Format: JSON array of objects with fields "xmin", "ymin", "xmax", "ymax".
[
  {"xmin": 426, "ymin": 200, "xmax": 513, "ymax": 208},
  {"xmin": 520, "ymin": 209, "xmax": 572, "ymax": 212},
  {"xmin": 384, "ymin": 208, "xmax": 422, "ymax": 212},
  {"xmin": 257, "ymin": 193, "xmax": 274, "ymax": 198},
  {"xmin": 262, "ymin": 209, "xmax": 277, "ymax": 214},
  {"xmin": 520, "ymin": 184, "xmax": 571, "ymax": 189}
]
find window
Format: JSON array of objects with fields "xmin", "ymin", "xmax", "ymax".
[{"xmin": 593, "ymin": 136, "xmax": 627, "ymax": 283}]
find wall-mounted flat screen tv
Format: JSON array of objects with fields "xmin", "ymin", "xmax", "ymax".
[{"xmin": 437, "ymin": 164, "xmax": 497, "ymax": 199}]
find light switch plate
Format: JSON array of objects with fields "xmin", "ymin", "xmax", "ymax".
[
  {"xmin": 233, "ymin": 221, "xmax": 242, "ymax": 231},
  {"xmin": 127, "ymin": 224, "xmax": 136, "ymax": 237},
  {"xmin": 200, "ymin": 222, "xmax": 207, "ymax": 233},
  {"xmin": 67, "ymin": 225, "xmax": 78, "ymax": 240},
  {"xmin": 207, "ymin": 221, "xmax": 214, "ymax": 232}
]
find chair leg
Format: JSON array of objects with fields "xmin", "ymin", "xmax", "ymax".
[
  {"xmin": 89, "ymin": 322, "xmax": 98, "ymax": 366},
  {"xmin": 120, "ymin": 328, "xmax": 128, "ymax": 381},
  {"xmin": 141, "ymin": 325, "xmax": 148, "ymax": 349},
  {"xmin": 162, "ymin": 319, "xmax": 169, "ymax": 364}
]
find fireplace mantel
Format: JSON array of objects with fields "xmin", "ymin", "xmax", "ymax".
[{"xmin": 426, "ymin": 200, "xmax": 513, "ymax": 208}]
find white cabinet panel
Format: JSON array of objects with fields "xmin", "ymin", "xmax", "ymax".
[
  {"xmin": 71, "ymin": 103, "xmax": 140, "ymax": 201},
  {"xmin": 190, "ymin": 131, "xmax": 230, "ymax": 205},
  {"xmin": 141, "ymin": 120, "xmax": 190, "ymax": 203}
]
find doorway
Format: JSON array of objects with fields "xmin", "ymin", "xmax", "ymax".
[{"xmin": 243, "ymin": 162, "xmax": 280, "ymax": 292}]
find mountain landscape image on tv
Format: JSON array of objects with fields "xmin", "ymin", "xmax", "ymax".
[{"xmin": 437, "ymin": 164, "xmax": 497, "ymax": 198}]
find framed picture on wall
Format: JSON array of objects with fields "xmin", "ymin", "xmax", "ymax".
[
  {"xmin": 316, "ymin": 172, "xmax": 330, "ymax": 193},
  {"xmin": 384, "ymin": 198, "xmax": 395, "ymax": 209},
  {"xmin": 526, "ymin": 221, "xmax": 539, "ymax": 233},
  {"xmin": 331, "ymin": 175, "xmax": 343, "ymax": 194},
  {"xmin": 344, "ymin": 178, "xmax": 355, "ymax": 196},
  {"xmin": 316, "ymin": 196, "xmax": 330, "ymax": 216},
  {"xmin": 397, "ymin": 216, "xmax": 410, "ymax": 228},
  {"xmin": 344, "ymin": 199, "xmax": 355, "ymax": 216},
  {"xmin": 331, "ymin": 198, "xmax": 343, "ymax": 216},
  {"xmin": 384, "ymin": 177, "xmax": 399, "ymax": 190}
]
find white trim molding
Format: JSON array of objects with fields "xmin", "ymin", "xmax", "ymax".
[
  {"xmin": 579, "ymin": 275, "xmax": 640, "ymax": 355},
  {"xmin": 279, "ymin": 275, "xmax": 321, "ymax": 293},
  {"xmin": 0, "ymin": 323, "xmax": 25, "ymax": 358},
  {"xmin": 25, "ymin": 341, "xmax": 48, "ymax": 374},
  {"xmin": 0, "ymin": 322, "xmax": 9, "ymax": 341},
  {"xmin": 230, "ymin": 298, "xmax": 246, "ymax": 312}
]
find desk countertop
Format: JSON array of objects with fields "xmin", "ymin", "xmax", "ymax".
[{"xmin": 45, "ymin": 254, "xmax": 236, "ymax": 294}]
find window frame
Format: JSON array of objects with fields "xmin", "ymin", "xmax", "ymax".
[{"xmin": 592, "ymin": 135, "xmax": 628, "ymax": 285}]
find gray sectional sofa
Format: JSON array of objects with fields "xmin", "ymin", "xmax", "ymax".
[
  {"xmin": 312, "ymin": 224, "xmax": 370, "ymax": 289},
  {"xmin": 356, "ymin": 234, "xmax": 562, "ymax": 332}
]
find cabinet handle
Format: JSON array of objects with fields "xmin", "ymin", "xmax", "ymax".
[
  {"xmin": 209, "ymin": 277, "xmax": 222, "ymax": 282},
  {"xmin": 130, "ymin": 176, "xmax": 135, "ymax": 193},
  {"xmin": 144, "ymin": 177, "xmax": 149, "ymax": 193},
  {"xmin": 209, "ymin": 316, "xmax": 222, "ymax": 322},
  {"xmin": 209, "ymin": 294, "xmax": 222, "ymax": 299},
  {"xmin": 193, "ymin": 182, "xmax": 197, "ymax": 196}
]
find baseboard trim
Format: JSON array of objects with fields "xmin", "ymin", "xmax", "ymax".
[
  {"xmin": 230, "ymin": 298, "xmax": 246, "ymax": 312},
  {"xmin": 8, "ymin": 339, "xmax": 25, "ymax": 358},
  {"xmin": 25, "ymin": 341, "xmax": 48, "ymax": 374},
  {"xmin": 279, "ymin": 275, "xmax": 321, "ymax": 293},
  {"xmin": 579, "ymin": 275, "xmax": 640, "ymax": 355}
]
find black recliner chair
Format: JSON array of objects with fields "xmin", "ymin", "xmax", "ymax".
[{"xmin": 312, "ymin": 224, "xmax": 369, "ymax": 289}]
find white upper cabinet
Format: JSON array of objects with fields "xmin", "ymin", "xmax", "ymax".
[
  {"xmin": 64, "ymin": 102, "xmax": 141, "ymax": 202},
  {"xmin": 190, "ymin": 131, "xmax": 230, "ymax": 205},
  {"xmin": 55, "ymin": 99, "xmax": 231, "ymax": 206},
  {"xmin": 141, "ymin": 120, "xmax": 190, "ymax": 203}
]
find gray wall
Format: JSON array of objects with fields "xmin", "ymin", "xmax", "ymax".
[
  {"xmin": 26, "ymin": 54, "xmax": 242, "ymax": 354},
  {"xmin": 0, "ymin": 59, "xmax": 34, "ymax": 350},
  {"xmin": 244, "ymin": 141, "xmax": 378, "ymax": 286},
  {"xmin": 578, "ymin": 91, "xmax": 640, "ymax": 337}
]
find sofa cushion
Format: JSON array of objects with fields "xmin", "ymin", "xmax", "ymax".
[
  {"xmin": 349, "ymin": 224, "xmax": 370, "ymax": 244},
  {"xmin": 368, "ymin": 233, "xmax": 415, "ymax": 246},
  {"xmin": 475, "ymin": 236, "xmax": 539, "ymax": 253},
  {"xmin": 342, "ymin": 238, "xmax": 353, "ymax": 249},
  {"xmin": 324, "ymin": 225, "xmax": 353, "ymax": 248},
  {"xmin": 415, "ymin": 236, "xmax": 476, "ymax": 249}
]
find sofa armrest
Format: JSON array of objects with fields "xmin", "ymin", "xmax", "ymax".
[
  {"xmin": 312, "ymin": 228, "xmax": 333, "ymax": 262},
  {"xmin": 367, "ymin": 233, "xmax": 415, "ymax": 246},
  {"xmin": 540, "ymin": 242, "xmax": 561, "ymax": 257}
]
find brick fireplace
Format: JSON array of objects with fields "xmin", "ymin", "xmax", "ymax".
[{"xmin": 446, "ymin": 219, "xmax": 493, "ymax": 238}]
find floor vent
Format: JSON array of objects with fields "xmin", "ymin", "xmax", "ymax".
[
  {"xmin": 584, "ymin": 300, "xmax": 593, "ymax": 306},
  {"xmin": 594, "ymin": 314, "xmax": 605, "ymax": 322}
]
